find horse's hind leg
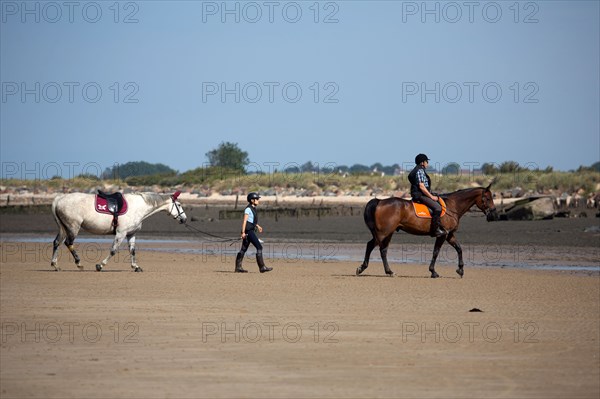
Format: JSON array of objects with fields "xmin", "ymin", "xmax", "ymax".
[
  {"xmin": 127, "ymin": 235, "xmax": 142, "ymax": 272},
  {"xmin": 379, "ymin": 235, "xmax": 395, "ymax": 277},
  {"xmin": 356, "ymin": 238, "xmax": 377, "ymax": 276},
  {"xmin": 51, "ymin": 232, "xmax": 64, "ymax": 271},
  {"xmin": 428, "ymin": 236, "xmax": 446, "ymax": 278},
  {"xmin": 64, "ymin": 234, "xmax": 83, "ymax": 270},
  {"xmin": 446, "ymin": 233, "xmax": 464, "ymax": 278},
  {"xmin": 51, "ymin": 212, "xmax": 81, "ymax": 270}
]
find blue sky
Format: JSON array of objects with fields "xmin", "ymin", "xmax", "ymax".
[{"xmin": 1, "ymin": 0, "xmax": 599, "ymax": 179}]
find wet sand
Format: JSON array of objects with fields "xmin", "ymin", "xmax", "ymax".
[{"xmin": 1, "ymin": 208, "xmax": 599, "ymax": 398}]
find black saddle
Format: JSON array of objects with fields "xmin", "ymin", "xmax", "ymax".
[
  {"xmin": 97, "ymin": 190, "xmax": 124, "ymax": 215},
  {"xmin": 97, "ymin": 190, "xmax": 126, "ymax": 233}
]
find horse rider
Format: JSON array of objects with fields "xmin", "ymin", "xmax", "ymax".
[
  {"xmin": 235, "ymin": 192, "xmax": 273, "ymax": 273},
  {"xmin": 408, "ymin": 154, "xmax": 447, "ymax": 237}
]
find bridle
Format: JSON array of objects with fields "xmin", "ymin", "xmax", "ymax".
[
  {"xmin": 170, "ymin": 200, "xmax": 186, "ymax": 221},
  {"xmin": 170, "ymin": 191, "xmax": 186, "ymax": 222},
  {"xmin": 481, "ymin": 189, "xmax": 497, "ymax": 217}
]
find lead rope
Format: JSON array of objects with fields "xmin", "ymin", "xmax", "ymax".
[{"xmin": 183, "ymin": 223, "xmax": 240, "ymax": 245}]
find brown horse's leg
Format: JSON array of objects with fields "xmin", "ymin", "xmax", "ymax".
[
  {"xmin": 356, "ymin": 238, "xmax": 377, "ymax": 276},
  {"xmin": 428, "ymin": 236, "xmax": 446, "ymax": 278},
  {"xmin": 446, "ymin": 233, "xmax": 464, "ymax": 278},
  {"xmin": 379, "ymin": 235, "xmax": 395, "ymax": 276}
]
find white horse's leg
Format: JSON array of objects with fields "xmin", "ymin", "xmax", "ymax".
[
  {"xmin": 66, "ymin": 243, "xmax": 84, "ymax": 270},
  {"xmin": 96, "ymin": 232, "xmax": 126, "ymax": 272},
  {"xmin": 52, "ymin": 205, "xmax": 82, "ymax": 270},
  {"xmin": 127, "ymin": 235, "xmax": 141, "ymax": 272},
  {"xmin": 51, "ymin": 232, "xmax": 65, "ymax": 271},
  {"xmin": 63, "ymin": 227, "xmax": 83, "ymax": 270}
]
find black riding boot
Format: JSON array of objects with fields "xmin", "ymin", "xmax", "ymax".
[
  {"xmin": 235, "ymin": 252, "xmax": 248, "ymax": 273},
  {"xmin": 256, "ymin": 251, "xmax": 272, "ymax": 273},
  {"xmin": 430, "ymin": 214, "xmax": 447, "ymax": 237}
]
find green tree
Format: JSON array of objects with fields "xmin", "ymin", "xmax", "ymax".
[
  {"xmin": 349, "ymin": 164, "xmax": 370, "ymax": 174},
  {"xmin": 103, "ymin": 161, "xmax": 176, "ymax": 180},
  {"xmin": 442, "ymin": 162, "xmax": 461, "ymax": 176},
  {"xmin": 500, "ymin": 161, "xmax": 520, "ymax": 173},
  {"xmin": 579, "ymin": 162, "xmax": 600, "ymax": 172},
  {"xmin": 206, "ymin": 142, "xmax": 249, "ymax": 171},
  {"xmin": 300, "ymin": 161, "xmax": 315, "ymax": 172}
]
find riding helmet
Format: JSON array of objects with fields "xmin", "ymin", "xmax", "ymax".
[
  {"xmin": 415, "ymin": 153, "xmax": 430, "ymax": 165},
  {"xmin": 247, "ymin": 192, "xmax": 261, "ymax": 202}
]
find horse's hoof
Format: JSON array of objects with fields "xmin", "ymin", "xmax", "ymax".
[
  {"xmin": 134, "ymin": 267, "xmax": 143, "ymax": 273},
  {"xmin": 431, "ymin": 272, "xmax": 440, "ymax": 278},
  {"xmin": 456, "ymin": 268, "xmax": 464, "ymax": 278},
  {"xmin": 356, "ymin": 267, "xmax": 363, "ymax": 276},
  {"xmin": 52, "ymin": 266, "xmax": 60, "ymax": 271},
  {"xmin": 386, "ymin": 272, "xmax": 395, "ymax": 277},
  {"xmin": 76, "ymin": 265, "xmax": 84, "ymax": 270},
  {"xmin": 96, "ymin": 264, "xmax": 103, "ymax": 272}
]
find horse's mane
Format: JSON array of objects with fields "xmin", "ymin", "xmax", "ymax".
[
  {"xmin": 135, "ymin": 192, "xmax": 171, "ymax": 207},
  {"xmin": 440, "ymin": 186, "xmax": 487, "ymax": 198}
]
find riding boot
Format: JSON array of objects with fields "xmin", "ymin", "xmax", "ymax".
[
  {"xmin": 256, "ymin": 251, "xmax": 272, "ymax": 273},
  {"xmin": 430, "ymin": 214, "xmax": 447, "ymax": 237},
  {"xmin": 235, "ymin": 252, "xmax": 248, "ymax": 273}
]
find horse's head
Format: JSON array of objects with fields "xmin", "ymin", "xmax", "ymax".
[
  {"xmin": 476, "ymin": 181, "xmax": 499, "ymax": 222},
  {"xmin": 169, "ymin": 191, "xmax": 187, "ymax": 224}
]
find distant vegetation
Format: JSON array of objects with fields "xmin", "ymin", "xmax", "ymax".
[
  {"xmin": 2, "ymin": 164, "xmax": 599, "ymax": 197},
  {"xmin": 1, "ymin": 143, "xmax": 598, "ymax": 196},
  {"xmin": 205, "ymin": 142, "xmax": 249, "ymax": 172},
  {"xmin": 102, "ymin": 161, "xmax": 176, "ymax": 180}
]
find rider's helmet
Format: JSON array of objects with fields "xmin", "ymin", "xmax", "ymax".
[
  {"xmin": 247, "ymin": 192, "xmax": 261, "ymax": 203},
  {"xmin": 415, "ymin": 154, "xmax": 430, "ymax": 165}
]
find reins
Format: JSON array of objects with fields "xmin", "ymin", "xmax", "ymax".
[{"xmin": 441, "ymin": 187, "xmax": 494, "ymax": 217}]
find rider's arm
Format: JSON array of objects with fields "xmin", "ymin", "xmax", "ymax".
[
  {"xmin": 419, "ymin": 183, "xmax": 438, "ymax": 201},
  {"xmin": 241, "ymin": 213, "xmax": 249, "ymax": 238}
]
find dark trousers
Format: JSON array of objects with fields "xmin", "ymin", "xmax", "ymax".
[
  {"xmin": 239, "ymin": 230, "xmax": 262, "ymax": 255},
  {"xmin": 414, "ymin": 195, "xmax": 442, "ymax": 216}
]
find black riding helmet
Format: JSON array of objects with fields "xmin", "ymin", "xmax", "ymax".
[
  {"xmin": 415, "ymin": 153, "xmax": 430, "ymax": 165},
  {"xmin": 247, "ymin": 192, "xmax": 261, "ymax": 203}
]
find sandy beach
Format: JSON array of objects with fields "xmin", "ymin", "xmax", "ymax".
[
  {"xmin": 0, "ymin": 246, "xmax": 599, "ymax": 398},
  {"xmin": 1, "ymin": 206, "xmax": 599, "ymax": 398}
]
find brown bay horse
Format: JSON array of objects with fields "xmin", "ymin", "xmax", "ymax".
[{"xmin": 357, "ymin": 183, "xmax": 498, "ymax": 278}]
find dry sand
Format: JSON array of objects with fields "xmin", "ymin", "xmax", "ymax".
[
  {"xmin": 1, "ymin": 204, "xmax": 599, "ymax": 398},
  {"xmin": 1, "ymin": 239, "xmax": 599, "ymax": 398}
]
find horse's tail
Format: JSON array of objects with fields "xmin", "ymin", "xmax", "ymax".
[{"xmin": 363, "ymin": 198, "xmax": 380, "ymax": 235}]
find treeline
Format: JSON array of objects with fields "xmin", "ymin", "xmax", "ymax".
[
  {"xmin": 89, "ymin": 142, "xmax": 598, "ymax": 183},
  {"xmin": 101, "ymin": 161, "xmax": 176, "ymax": 180},
  {"xmin": 6, "ymin": 161, "xmax": 593, "ymax": 195},
  {"xmin": 92, "ymin": 160, "xmax": 600, "ymax": 185},
  {"xmin": 3, "ymin": 165, "xmax": 599, "ymax": 196}
]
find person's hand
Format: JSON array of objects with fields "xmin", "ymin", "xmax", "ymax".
[
  {"xmin": 241, "ymin": 232, "xmax": 246, "ymax": 239},
  {"xmin": 257, "ymin": 225, "xmax": 263, "ymax": 233},
  {"xmin": 431, "ymin": 195, "xmax": 439, "ymax": 201}
]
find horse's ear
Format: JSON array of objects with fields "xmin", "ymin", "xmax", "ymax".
[
  {"xmin": 485, "ymin": 177, "xmax": 497, "ymax": 191},
  {"xmin": 172, "ymin": 191, "xmax": 181, "ymax": 200}
]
